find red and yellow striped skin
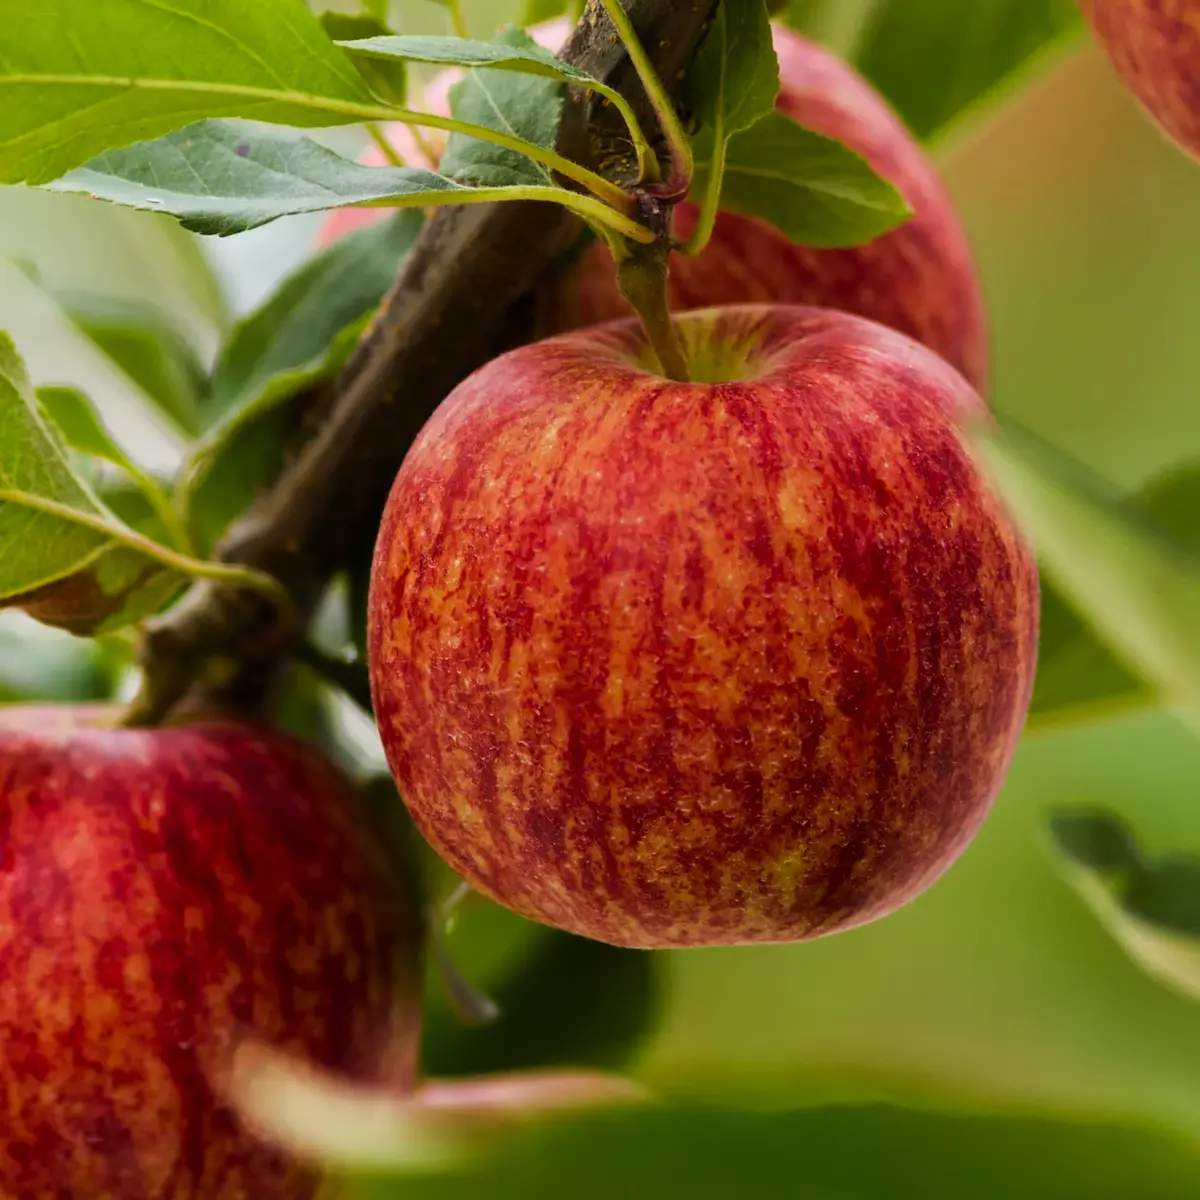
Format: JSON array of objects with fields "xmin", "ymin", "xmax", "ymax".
[
  {"xmin": 0, "ymin": 708, "xmax": 407, "ymax": 1199},
  {"xmin": 1080, "ymin": 0, "xmax": 1200, "ymax": 158},
  {"xmin": 368, "ymin": 306, "xmax": 1038, "ymax": 951}
]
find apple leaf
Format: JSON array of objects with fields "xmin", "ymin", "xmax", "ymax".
[
  {"xmin": 37, "ymin": 386, "xmax": 151, "ymax": 482},
  {"xmin": 439, "ymin": 29, "xmax": 564, "ymax": 189},
  {"xmin": 320, "ymin": 14, "xmax": 408, "ymax": 105},
  {"xmin": 0, "ymin": 0, "xmax": 376, "ymax": 186},
  {"xmin": 1027, "ymin": 462, "xmax": 1200, "ymax": 732},
  {"xmin": 45, "ymin": 120, "xmax": 568, "ymax": 237},
  {"xmin": 690, "ymin": 111, "xmax": 911, "ymax": 248},
  {"xmin": 973, "ymin": 420, "xmax": 1200, "ymax": 740},
  {"xmin": 686, "ymin": 0, "xmax": 780, "ymax": 138},
  {"xmin": 847, "ymin": 0, "xmax": 1085, "ymax": 143},
  {"xmin": 46, "ymin": 291, "xmax": 206, "ymax": 437},
  {"xmin": 0, "ymin": 332, "xmax": 183, "ymax": 634},
  {"xmin": 341, "ymin": 1101, "xmax": 1200, "ymax": 1199},
  {"xmin": 1049, "ymin": 809, "xmax": 1200, "ymax": 1004},
  {"xmin": 183, "ymin": 210, "xmax": 423, "ymax": 554}
]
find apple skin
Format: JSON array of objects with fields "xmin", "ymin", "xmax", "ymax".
[
  {"xmin": 1079, "ymin": 0, "xmax": 1200, "ymax": 159},
  {"xmin": 367, "ymin": 305, "xmax": 1038, "ymax": 951},
  {"xmin": 0, "ymin": 707, "xmax": 408, "ymax": 1199},
  {"xmin": 317, "ymin": 22, "xmax": 987, "ymax": 391}
]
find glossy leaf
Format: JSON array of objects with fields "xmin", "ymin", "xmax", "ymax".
[
  {"xmin": 850, "ymin": 0, "xmax": 1085, "ymax": 143},
  {"xmin": 46, "ymin": 121, "xmax": 525, "ymax": 238},
  {"xmin": 0, "ymin": 0, "xmax": 375, "ymax": 186},
  {"xmin": 321, "ymin": 14, "xmax": 408, "ymax": 105},
  {"xmin": 686, "ymin": 0, "xmax": 779, "ymax": 136},
  {"xmin": 1050, "ymin": 810, "xmax": 1200, "ymax": 1003},
  {"xmin": 183, "ymin": 210, "xmax": 422, "ymax": 553},
  {"xmin": 0, "ymin": 332, "xmax": 180, "ymax": 633},
  {"xmin": 691, "ymin": 111, "xmax": 911, "ymax": 247},
  {"xmin": 439, "ymin": 29, "xmax": 563, "ymax": 188},
  {"xmin": 973, "ymin": 421, "xmax": 1200, "ymax": 739}
]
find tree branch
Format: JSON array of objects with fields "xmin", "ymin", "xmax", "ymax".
[{"xmin": 132, "ymin": 0, "xmax": 718, "ymax": 723}]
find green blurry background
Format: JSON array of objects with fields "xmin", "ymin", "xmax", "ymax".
[{"xmin": 6, "ymin": 1, "xmax": 1200, "ymax": 1194}]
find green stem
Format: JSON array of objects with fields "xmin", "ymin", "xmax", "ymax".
[
  {"xmin": 445, "ymin": 0, "xmax": 470, "ymax": 38},
  {"xmin": 593, "ymin": 0, "xmax": 693, "ymax": 189},
  {"xmin": 120, "ymin": 466, "xmax": 197, "ymax": 557},
  {"xmin": 586, "ymin": 83, "xmax": 658, "ymax": 186},
  {"xmin": 0, "ymin": 489, "xmax": 292, "ymax": 610},
  {"xmin": 681, "ymin": 108, "xmax": 724, "ymax": 256},
  {"xmin": 366, "ymin": 121, "xmax": 405, "ymax": 166},
  {"xmin": 358, "ymin": 183, "xmax": 655, "ymax": 244},
  {"xmin": 21, "ymin": 75, "xmax": 632, "ymax": 215},
  {"xmin": 616, "ymin": 254, "xmax": 690, "ymax": 382}
]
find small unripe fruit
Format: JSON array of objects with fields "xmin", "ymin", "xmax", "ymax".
[
  {"xmin": 0, "ymin": 707, "xmax": 410, "ymax": 1199},
  {"xmin": 368, "ymin": 305, "xmax": 1038, "ymax": 950},
  {"xmin": 1079, "ymin": 0, "xmax": 1200, "ymax": 159}
]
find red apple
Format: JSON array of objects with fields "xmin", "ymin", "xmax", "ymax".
[
  {"xmin": 367, "ymin": 305, "xmax": 1039, "ymax": 951},
  {"xmin": 0, "ymin": 706, "xmax": 410, "ymax": 1198},
  {"xmin": 1079, "ymin": 0, "xmax": 1200, "ymax": 159},
  {"xmin": 317, "ymin": 22, "xmax": 987, "ymax": 391}
]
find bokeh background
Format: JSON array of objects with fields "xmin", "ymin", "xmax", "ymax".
[{"xmin": 5, "ymin": 1, "xmax": 1200, "ymax": 1194}]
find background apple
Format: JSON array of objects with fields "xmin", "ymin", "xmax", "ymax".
[
  {"xmin": 318, "ymin": 21, "xmax": 987, "ymax": 391},
  {"xmin": 0, "ymin": 707, "xmax": 411, "ymax": 1199},
  {"xmin": 1079, "ymin": 0, "xmax": 1200, "ymax": 159},
  {"xmin": 367, "ymin": 304, "xmax": 1039, "ymax": 951}
]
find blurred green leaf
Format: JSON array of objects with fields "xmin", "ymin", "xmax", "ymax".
[
  {"xmin": 47, "ymin": 121, "xmax": 520, "ymax": 237},
  {"xmin": 39, "ymin": 291, "xmax": 206, "ymax": 436},
  {"xmin": 182, "ymin": 209, "xmax": 422, "ymax": 553},
  {"xmin": 321, "ymin": 14, "xmax": 408, "ymax": 104},
  {"xmin": 1050, "ymin": 810, "xmax": 1200, "ymax": 1003},
  {"xmin": 347, "ymin": 1101, "xmax": 1200, "ymax": 1199},
  {"xmin": 974, "ymin": 422, "xmax": 1200, "ymax": 739},
  {"xmin": 0, "ymin": 0, "xmax": 375, "ymax": 186},
  {"xmin": 849, "ymin": 0, "xmax": 1085, "ymax": 143},
  {"xmin": 0, "ymin": 332, "xmax": 179, "ymax": 634},
  {"xmin": 691, "ymin": 111, "xmax": 911, "ymax": 247},
  {"xmin": 0, "ymin": 614, "xmax": 117, "ymax": 703},
  {"xmin": 686, "ymin": 0, "xmax": 779, "ymax": 137},
  {"xmin": 521, "ymin": 0, "xmax": 568, "ymax": 23},
  {"xmin": 439, "ymin": 29, "xmax": 563, "ymax": 187}
]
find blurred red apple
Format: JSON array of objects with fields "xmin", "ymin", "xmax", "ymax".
[
  {"xmin": 317, "ymin": 22, "xmax": 987, "ymax": 391},
  {"xmin": 0, "ymin": 707, "xmax": 410, "ymax": 1198},
  {"xmin": 367, "ymin": 305, "xmax": 1038, "ymax": 951},
  {"xmin": 1079, "ymin": 0, "xmax": 1200, "ymax": 158}
]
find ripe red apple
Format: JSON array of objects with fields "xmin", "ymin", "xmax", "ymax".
[
  {"xmin": 1079, "ymin": 0, "xmax": 1200, "ymax": 159},
  {"xmin": 0, "ymin": 706, "xmax": 410, "ymax": 1198},
  {"xmin": 367, "ymin": 305, "xmax": 1039, "ymax": 951},
  {"xmin": 318, "ymin": 22, "xmax": 987, "ymax": 391}
]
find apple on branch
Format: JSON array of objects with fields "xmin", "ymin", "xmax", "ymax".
[
  {"xmin": 0, "ymin": 708, "xmax": 413, "ymax": 1199},
  {"xmin": 317, "ymin": 20, "xmax": 988, "ymax": 392},
  {"xmin": 367, "ymin": 305, "xmax": 1039, "ymax": 950}
]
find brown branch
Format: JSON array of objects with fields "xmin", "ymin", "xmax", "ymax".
[{"xmin": 130, "ymin": 0, "xmax": 717, "ymax": 724}]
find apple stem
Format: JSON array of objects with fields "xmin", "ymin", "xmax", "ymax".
[
  {"xmin": 594, "ymin": 0, "xmax": 694, "ymax": 193},
  {"xmin": 617, "ymin": 247, "xmax": 690, "ymax": 383}
]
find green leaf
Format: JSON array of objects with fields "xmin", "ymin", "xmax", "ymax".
[
  {"xmin": 686, "ymin": 0, "xmax": 779, "ymax": 137},
  {"xmin": 47, "ymin": 292, "xmax": 206, "ymax": 436},
  {"xmin": 343, "ymin": 1101, "xmax": 1200, "ymax": 1199},
  {"xmin": 0, "ymin": 613, "xmax": 118, "ymax": 703},
  {"xmin": 973, "ymin": 421, "xmax": 1200, "ymax": 740},
  {"xmin": 183, "ymin": 210, "xmax": 423, "ymax": 553},
  {"xmin": 321, "ymin": 14, "xmax": 408, "ymax": 105},
  {"xmin": 37, "ymin": 386, "xmax": 149, "ymax": 480},
  {"xmin": 849, "ymin": 0, "xmax": 1085, "ymax": 143},
  {"xmin": 46, "ymin": 120, "xmax": 553, "ymax": 237},
  {"xmin": 521, "ymin": 0, "xmax": 569, "ymax": 23},
  {"xmin": 0, "ymin": 0, "xmax": 376, "ymax": 186},
  {"xmin": 691, "ymin": 110, "xmax": 911, "ymax": 248},
  {"xmin": 439, "ymin": 29, "xmax": 564, "ymax": 189},
  {"xmin": 1050, "ymin": 810, "xmax": 1200, "ymax": 1003},
  {"xmin": 0, "ymin": 333, "xmax": 181, "ymax": 634}
]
